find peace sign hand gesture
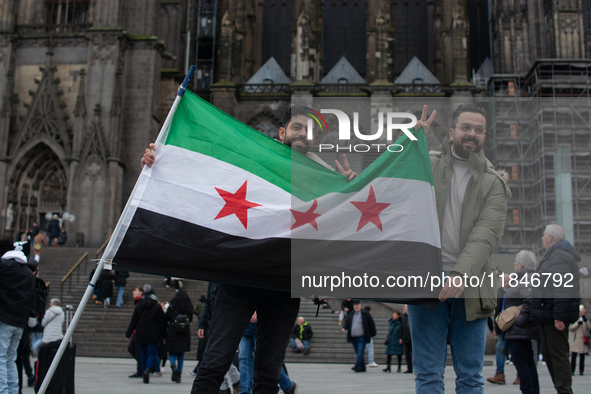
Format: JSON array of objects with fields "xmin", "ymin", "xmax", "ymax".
[
  {"xmin": 416, "ymin": 105, "xmax": 437, "ymax": 135},
  {"xmin": 335, "ymin": 154, "xmax": 358, "ymax": 182}
]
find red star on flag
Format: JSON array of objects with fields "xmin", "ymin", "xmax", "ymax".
[
  {"xmin": 290, "ymin": 199, "xmax": 321, "ymax": 230},
  {"xmin": 350, "ymin": 186, "xmax": 390, "ymax": 232},
  {"xmin": 214, "ymin": 181, "xmax": 261, "ymax": 229}
]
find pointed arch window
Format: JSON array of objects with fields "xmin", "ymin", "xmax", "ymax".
[
  {"xmin": 323, "ymin": 1, "xmax": 366, "ymax": 77},
  {"xmin": 262, "ymin": 0, "xmax": 294, "ymax": 76},
  {"xmin": 393, "ymin": 0, "xmax": 429, "ymax": 76}
]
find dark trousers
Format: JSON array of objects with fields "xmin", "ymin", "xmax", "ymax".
[
  {"xmin": 570, "ymin": 353, "xmax": 585, "ymax": 375},
  {"xmin": 16, "ymin": 329, "xmax": 33, "ymax": 391},
  {"xmin": 540, "ymin": 322, "xmax": 573, "ymax": 394},
  {"xmin": 128, "ymin": 334, "xmax": 142, "ymax": 374},
  {"xmin": 190, "ymin": 284, "xmax": 300, "ymax": 394},
  {"xmin": 508, "ymin": 339, "xmax": 539, "ymax": 394},
  {"xmin": 404, "ymin": 340, "xmax": 413, "ymax": 371}
]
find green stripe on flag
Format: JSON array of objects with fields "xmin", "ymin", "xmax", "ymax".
[{"xmin": 166, "ymin": 89, "xmax": 433, "ymax": 202}]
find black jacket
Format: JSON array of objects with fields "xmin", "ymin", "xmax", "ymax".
[
  {"xmin": 531, "ymin": 241, "xmax": 580, "ymax": 324},
  {"xmin": 114, "ymin": 270, "xmax": 129, "ymax": 287},
  {"xmin": 197, "ymin": 282, "xmax": 218, "ymax": 331},
  {"xmin": 504, "ymin": 269, "xmax": 540, "ymax": 341},
  {"xmin": 0, "ymin": 254, "xmax": 36, "ymax": 328},
  {"xmin": 291, "ymin": 322, "xmax": 313, "ymax": 341},
  {"xmin": 344, "ymin": 309, "xmax": 376, "ymax": 343},
  {"xmin": 126, "ymin": 296, "xmax": 167, "ymax": 345},
  {"xmin": 400, "ymin": 312, "xmax": 412, "ymax": 344},
  {"xmin": 165, "ymin": 306, "xmax": 193, "ymax": 354}
]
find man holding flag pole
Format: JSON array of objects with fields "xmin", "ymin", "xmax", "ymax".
[{"xmin": 141, "ymin": 105, "xmax": 358, "ymax": 393}]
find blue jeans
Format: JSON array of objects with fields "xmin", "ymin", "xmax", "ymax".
[
  {"xmin": 366, "ymin": 338, "xmax": 374, "ymax": 364},
  {"xmin": 278, "ymin": 366, "xmax": 293, "ymax": 392},
  {"xmin": 191, "ymin": 284, "xmax": 300, "ymax": 394},
  {"xmin": 351, "ymin": 337, "xmax": 366, "ymax": 369},
  {"xmin": 139, "ymin": 343, "xmax": 159, "ymax": 373},
  {"xmin": 0, "ymin": 321, "xmax": 24, "ymax": 394},
  {"xmin": 409, "ymin": 298, "xmax": 487, "ymax": 394},
  {"xmin": 169, "ymin": 352, "xmax": 184, "ymax": 372},
  {"xmin": 239, "ymin": 335, "xmax": 256, "ymax": 394},
  {"xmin": 116, "ymin": 286, "xmax": 125, "ymax": 307},
  {"xmin": 289, "ymin": 338, "xmax": 310, "ymax": 353},
  {"xmin": 31, "ymin": 332, "xmax": 43, "ymax": 356},
  {"xmin": 495, "ymin": 333, "xmax": 508, "ymax": 374}
]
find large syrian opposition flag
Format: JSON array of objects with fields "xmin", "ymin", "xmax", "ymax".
[{"xmin": 106, "ymin": 90, "xmax": 442, "ymax": 298}]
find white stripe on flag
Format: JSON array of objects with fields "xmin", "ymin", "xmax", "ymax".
[{"xmin": 137, "ymin": 144, "xmax": 440, "ymax": 247}]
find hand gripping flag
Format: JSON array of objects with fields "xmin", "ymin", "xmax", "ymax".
[{"xmin": 105, "ymin": 90, "xmax": 442, "ymax": 298}]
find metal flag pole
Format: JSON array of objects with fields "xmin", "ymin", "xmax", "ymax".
[{"xmin": 37, "ymin": 65, "xmax": 196, "ymax": 394}]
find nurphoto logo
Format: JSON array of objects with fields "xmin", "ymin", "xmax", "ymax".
[{"xmin": 305, "ymin": 109, "xmax": 418, "ymax": 153}]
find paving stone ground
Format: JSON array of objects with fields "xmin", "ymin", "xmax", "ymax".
[{"xmin": 24, "ymin": 354, "xmax": 591, "ymax": 394}]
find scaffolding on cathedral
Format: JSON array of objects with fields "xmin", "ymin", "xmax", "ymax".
[{"xmin": 486, "ymin": 60, "xmax": 591, "ymax": 255}]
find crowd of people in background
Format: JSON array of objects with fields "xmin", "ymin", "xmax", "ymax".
[{"xmin": 0, "ymin": 229, "xmax": 588, "ymax": 394}]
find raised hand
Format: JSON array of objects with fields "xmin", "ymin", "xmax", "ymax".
[
  {"xmin": 416, "ymin": 105, "xmax": 437, "ymax": 135},
  {"xmin": 335, "ymin": 154, "xmax": 358, "ymax": 181}
]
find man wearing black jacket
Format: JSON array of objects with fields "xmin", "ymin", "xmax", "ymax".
[
  {"xmin": 125, "ymin": 284, "xmax": 167, "ymax": 384},
  {"xmin": 342, "ymin": 301, "xmax": 376, "ymax": 372},
  {"xmin": 400, "ymin": 305, "xmax": 413, "ymax": 374},
  {"xmin": 0, "ymin": 239, "xmax": 36, "ymax": 394},
  {"xmin": 531, "ymin": 224, "xmax": 581, "ymax": 394}
]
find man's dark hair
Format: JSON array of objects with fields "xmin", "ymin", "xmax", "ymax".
[
  {"xmin": 0, "ymin": 238, "xmax": 14, "ymax": 257},
  {"xmin": 451, "ymin": 104, "xmax": 487, "ymax": 128},
  {"xmin": 281, "ymin": 106, "xmax": 313, "ymax": 129}
]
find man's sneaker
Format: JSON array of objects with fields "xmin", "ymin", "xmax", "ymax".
[
  {"xmin": 513, "ymin": 375, "xmax": 520, "ymax": 385},
  {"xmin": 368, "ymin": 362, "xmax": 379, "ymax": 367},
  {"xmin": 188, "ymin": 371, "xmax": 196, "ymax": 377},
  {"xmin": 143, "ymin": 368, "xmax": 150, "ymax": 384},
  {"xmin": 486, "ymin": 371, "xmax": 506, "ymax": 385},
  {"xmin": 303, "ymin": 348, "xmax": 311, "ymax": 356},
  {"xmin": 129, "ymin": 372, "xmax": 142, "ymax": 378},
  {"xmin": 284, "ymin": 381, "xmax": 298, "ymax": 394},
  {"xmin": 151, "ymin": 371, "xmax": 162, "ymax": 377}
]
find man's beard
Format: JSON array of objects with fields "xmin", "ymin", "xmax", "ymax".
[
  {"xmin": 284, "ymin": 136, "xmax": 311, "ymax": 154},
  {"xmin": 453, "ymin": 136, "xmax": 482, "ymax": 159}
]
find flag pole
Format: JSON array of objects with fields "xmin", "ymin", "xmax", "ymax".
[{"xmin": 37, "ymin": 65, "xmax": 196, "ymax": 394}]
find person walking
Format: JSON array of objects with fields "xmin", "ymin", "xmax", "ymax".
[
  {"xmin": 165, "ymin": 290, "xmax": 193, "ymax": 383},
  {"xmin": 504, "ymin": 250, "xmax": 540, "ymax": 394},
  {"xmin": 128, "ymin": 287, "xmax": 144, "ymax": 378},
  {"xmin": 114, "ymin": 270, "xmax": 130, "ymax": 308},
  {"xmin": 400, "ymin": 305, "xmax": 412, "ymax": 373},
  {"xmin": 384, "ymin": 311, "xmax": 404, "ymax": 373},
  {"xmin": 569, "ymin": 305, "xmax": 591, "ymax": 376},
  {"xmin": 342, "ymin": 300, "xmax": 376, "ymax": 372},
  {"xmin": 125, "ymin": 284, "xmax": 167, "ymax": 384}
]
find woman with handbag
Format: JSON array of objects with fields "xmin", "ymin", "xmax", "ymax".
[
  {"xmin": 568, "ymin": 305, "xmax": 591, "ymax": 376},
  {"xmin": 503, "ymin": 250, "xmax": 540, "ymax": 394},
  {"xmin": 384, "ymin": 310, "xmax": 403, "ymax": 373}
]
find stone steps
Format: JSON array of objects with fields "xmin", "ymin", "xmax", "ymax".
[{"xmin": 39, "ymin": 247, "xmax": 489, "ymax": 365}]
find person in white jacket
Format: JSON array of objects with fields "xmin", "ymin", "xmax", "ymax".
[{"xmin": 41, "ymin": 298, "xmax": 64, "ymax": 344}]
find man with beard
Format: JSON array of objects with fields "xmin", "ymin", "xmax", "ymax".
[
  {"xmin": 142, "ymin": 106, "xmax": 356, "ymax": 393},
  {"xmin": 409, "ymin": 104, "xmax": 510, "ymax": 394}
]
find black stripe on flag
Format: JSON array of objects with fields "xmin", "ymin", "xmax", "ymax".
[{"xmin": 114, "ymin": 208, "xmax": 442, "ymax": 299}]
